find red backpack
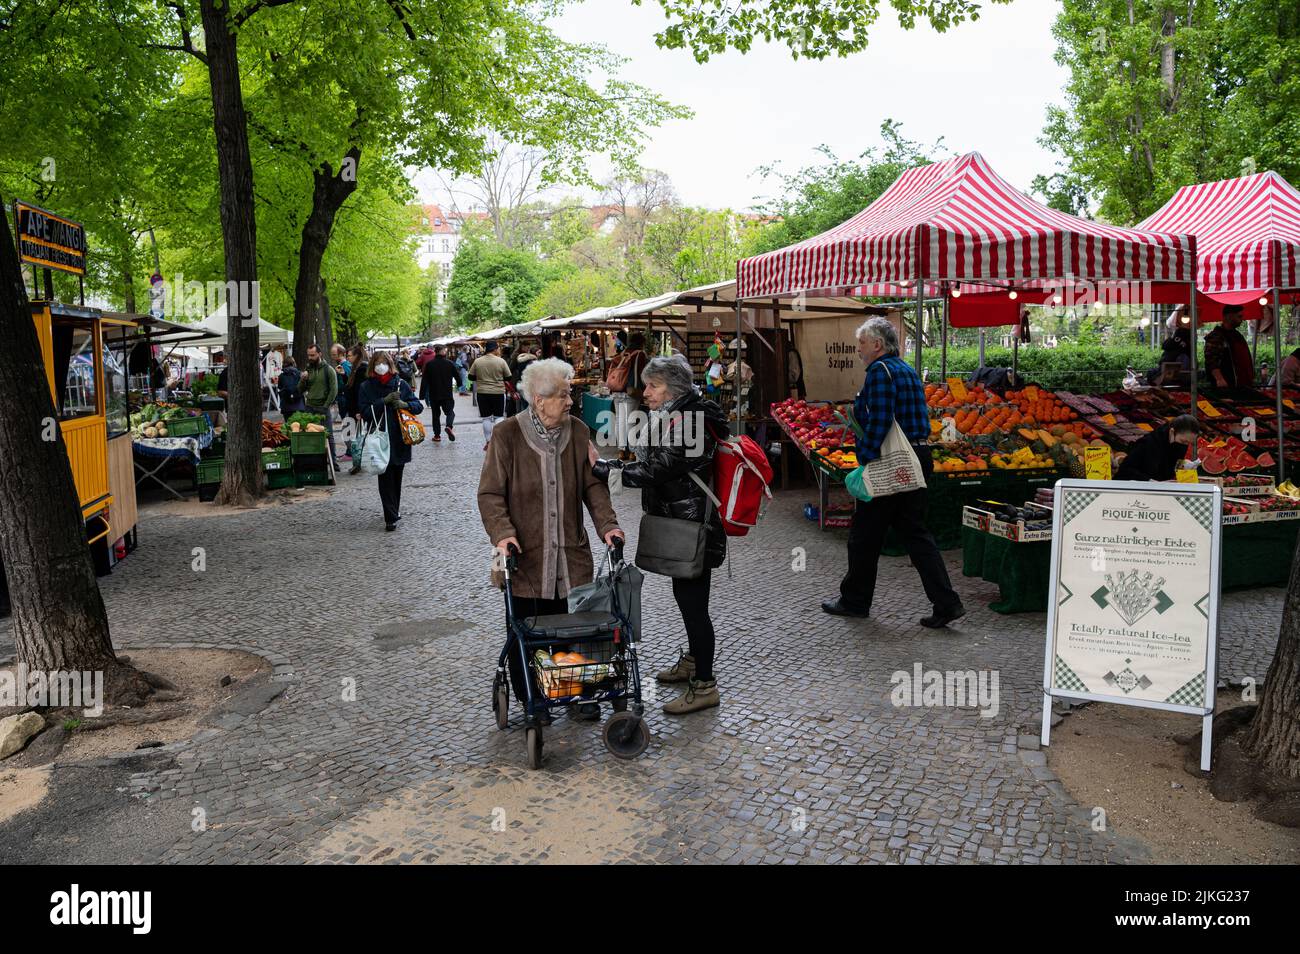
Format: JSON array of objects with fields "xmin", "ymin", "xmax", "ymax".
[{"xmin": 691, "ymin": 431, "xmax": 774, "ymax": 536}]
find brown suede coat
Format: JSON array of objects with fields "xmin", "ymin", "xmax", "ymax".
[{"xmin": 478, "ymin": 414, "xmax": 621, "ymax": 599}]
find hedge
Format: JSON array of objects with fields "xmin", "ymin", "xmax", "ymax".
[{"xmin": 920, "ymin": 344, "xmax": 1194, "ymax": 394}]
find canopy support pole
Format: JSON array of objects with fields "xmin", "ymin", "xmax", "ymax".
[
  {"xmin": 733, "ymin": 299, "xmax": 742, "ymax": 437},
  {"xmin": 913, "ymin": 279, "xmax": 923, "ymax": 371},
  {"xmin": 1189, "ymin": 284, "xmax": 1200, "ymax": 417},
  {"xmin": 1274, "ymin": 287, "xmax": 1285, "ymax": 482},
  {"xmin": 1013, "ymin": 332, "xmax": 1020, "ymax": 378},
  {"xmin": 940, "ymin": 290, "xmax": 949, "ymax": 379}
]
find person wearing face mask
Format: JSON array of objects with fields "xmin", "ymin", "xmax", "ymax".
[
  {"xmin": 357, "ymin": 351, "xmax": 424, "ymax": 531},
  {"xmin": 1205, "ymin": 305, "xmax": 1255, "ymax": 389},
  {"xmin": 1115, "ymin": 414, "xmax": 1200, "ymax": 482}
]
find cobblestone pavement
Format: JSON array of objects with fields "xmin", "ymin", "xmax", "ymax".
[{"xmin": 0, "ymin": 394, "xmax": 1286, "ymax": 863}]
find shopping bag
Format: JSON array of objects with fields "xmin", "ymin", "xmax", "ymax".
[
  {"xmin": 567, "ymin": 554, "xmax": 644, "ymax": 641},
  {"xmin": 359, "ymin": 408, "xmax": 391, "ymax": 475},
  {"xmin": 397, "ymin": 407, "xmax": 425, "ymax": 445},
  {"xmin": 858, "ymin": 419, "xmax": 924, "ymax": 498}
]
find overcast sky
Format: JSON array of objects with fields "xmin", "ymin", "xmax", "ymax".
[{"xmin": 413, "ymin": 0, "xmax": 1069, "ymax": 213}]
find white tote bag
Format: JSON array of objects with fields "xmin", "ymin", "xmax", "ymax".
[
  {"xmin": 858, "ymin": 362, "xmax": 926, "ymax": 499},
  {"xmin": 359, "ymin": 407, "xmax": 391, "ymax": 475}
]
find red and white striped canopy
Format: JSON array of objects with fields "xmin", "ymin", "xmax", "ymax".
[
  {"xmin": 736, "ymin": 152, "xmax": 1195, "ymax": 299},
  {"xmin": 1138, "ymin": 171, "xmax": 1300, "ymax": 301}
]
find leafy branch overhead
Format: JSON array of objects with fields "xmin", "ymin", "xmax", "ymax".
[{"xmin": 643, "ymin": 0, "xmax": 1012, "ymax": 61}]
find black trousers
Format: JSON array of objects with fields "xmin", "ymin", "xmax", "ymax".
[
  {"xmin": 377, "ymin": 463, "xmax": 405, "ymax": 524},
  {"xmin": 671, "ymin": 571, "xmax": 715, "ymax": 681},
  {"xmin": 507, "ymin": 596, "xmax": 567, "ymax": 702},
  {"xmin": 429, "ymin": 396, "xmax": 455, "ymax": 436},
  {"xmin": 838, "ymin": 456, "xmax": 959, "ymax": 614}
]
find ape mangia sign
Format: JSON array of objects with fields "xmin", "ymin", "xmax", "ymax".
[{"xmin": 1041, "ymin": 479, "xmax": 1222, "ymax": 771}]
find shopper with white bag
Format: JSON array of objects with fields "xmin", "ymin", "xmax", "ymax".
[
  {"xmin": 356, "ymin": 351, "xmax": 423, "ymax": 532},
  {"xmin": 821, "ymin": 317, "xmax": 965, "ymax": 628}
]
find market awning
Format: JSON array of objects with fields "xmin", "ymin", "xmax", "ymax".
[
  {"xmin": 737, "ymin": 152, "xmax": 1196, "ymax": 301},
  {"xmin": 196, "ymin": 302, "xmax": 291, "ymax": 348},
  {"xmin": 601, "ymin": 280, "xmax": 884, "ymax": 321},
  {"xmin": 99, "ymin": 312, "xmax": 222, "ymax": 347},
  {"xmin": 1139, "ymin": 170, "xmax": 1300, "ymax": 302}
]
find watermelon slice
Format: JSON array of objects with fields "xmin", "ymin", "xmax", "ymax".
[
  {"xmin": 1258, "ymin": 452, "xmax": 1276, "ymax": 468},
  {"xmin": 1201, "ymin": 453, "xmax": 1227, "ymax": 475}
]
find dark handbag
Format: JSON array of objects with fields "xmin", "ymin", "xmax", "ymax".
[{"xmin": 634, "ymin": 513, "xmax": 707, "ymax": 579}]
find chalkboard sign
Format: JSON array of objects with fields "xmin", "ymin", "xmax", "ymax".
[{"xmin": 14, "ymin": 201, "xmax": 86, "ymax": 275}]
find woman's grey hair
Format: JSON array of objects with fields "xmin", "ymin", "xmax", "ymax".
[
  {"xmin": 856, "ymin": 316, "xmax": 900, "ymax": 355},
  {"xmin": 642, "ymin": 354, "xmax": 695, "ymax": 399},
  {"xmin": 518, "ymin": 357, "xmax": 573, "ymax": 404}
]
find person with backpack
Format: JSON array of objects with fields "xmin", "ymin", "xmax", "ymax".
[
  {"xmin": 277, "ymin": 356, "xmax": 306, "ymax": 414},
  {"xmin": 593, "ymin": 354, "xmax": 727, "ymax": 715},
  {"xmin": 606, "ymin": 332, "xmax": 649, "ymax": 462},
  {"xmin": 356, "ymin": 351, "xmax": 424, "ymax": 531}
]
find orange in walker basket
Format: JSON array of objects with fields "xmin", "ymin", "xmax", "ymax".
[{"xmin": 535, "ymin": 650, "xmax": 613, "ymax": 699}]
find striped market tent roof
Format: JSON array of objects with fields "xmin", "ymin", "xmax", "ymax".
[
  {"xmin": 1138, "ymin": 171, "xmax": 1300, "ymax": 301},
  {"xmin": 737, "ymin": 152, "xmax": 1195, "ymax": 299}
]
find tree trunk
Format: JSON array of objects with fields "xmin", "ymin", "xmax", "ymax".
[
  {"xmin": 201, "ymin": 0, "xmax": 263, "ymax": 508},
  {"xmin": 292, "ymin": 148, "xmax": 360, "ymax": 367},
  {"xmin": 316, "ymin": 278, "xmax": 332, "ymax": 354},
  {"xmin": 1160, "ymin": 9, "xmax": 1177, "ymax": 109},
  {"xmin": 1243, "ymin": 539, "xmax": 1300, "ymax": 779},
  {"xmin": 0, "ymin": 214, "xmax": 149, "ymax": 705},
  {"xmin": 123, "ymin": 264, "xmax": 136, "ymax": 314}
]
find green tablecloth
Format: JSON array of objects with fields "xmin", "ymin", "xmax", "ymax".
[
  {"xmin": 883, "ymin": 469, "xmax": 1063, "ymax": 556},
  {"xmin": 961, "ymin": 519, "xmax": 1299, "ymax": 614}
]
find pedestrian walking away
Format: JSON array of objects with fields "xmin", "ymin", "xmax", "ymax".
[
  {"xmin": 594, "ymin": 353, "xmax": 727, "ymax": 715},
  {"xmin": 302, "ymin": 343, "xmax": 340, "ymax": 470},
  {"xmin": 470, "ymin": 339, "xmax": 512, "ymax": 449},
  {"xmin": 478, "ymin": 357, "xmax": 624, "ymax": 721},
  {"xmin": 356, "ymin": 351, "xmax": 424, "ymax": 531},
  {"xmin": 277, "ymin": 356, "xmax": 306, "ymax": 415},
  {"xmin": 821, "ymin": 316, "xmax": 965, "ymax": 629},
  {"xmin": 420, "ymin": 344, "xmax": 461, "ymax": 442}
]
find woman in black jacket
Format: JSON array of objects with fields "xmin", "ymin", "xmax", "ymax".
[
  {"xmin": 593, "ymin": 354, "xmax": 726, "ymax": 715},
  {"xmin": 1115, "ymin": 415, "xmax": 1199, "ymax": 482},
  {"xmin": 356, "ymin": 351, "xmax": 424, "ymax": 531}
]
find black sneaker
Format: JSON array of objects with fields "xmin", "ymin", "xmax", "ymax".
[
  {"xmin": 385, "ymin": 522, "xmax": 397, "ymax": 532},
  {"xmin": 821, "ymin": 598, "xmax": 870, "ymax": 618},
  {"xmin": 920, "ymin": 604, "xmax": 966, "ymax": 629},
  {"xmin": 571, "ymin": 702, "xmax": 600, "ymax": 722},
  {"xmin": 446, "ymin": 427, "xmax": 456, "ymax": 442}
]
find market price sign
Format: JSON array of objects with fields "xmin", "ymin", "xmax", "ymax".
[
  {"xmin": 14, "ymin": 201, "xmax": 86, "ymax": 275},
  {"xmin": 1041, "ymin": 479, "xmax": 1221, "ymax": 770}
]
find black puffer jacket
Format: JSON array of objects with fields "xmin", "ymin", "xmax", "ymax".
[{"xmin": 617, "ymin": 391, "xmax": 728, "ymax": 570}]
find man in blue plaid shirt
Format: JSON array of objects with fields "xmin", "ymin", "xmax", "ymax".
[{"xmin": 822, "ymin": 317, "xmax": 965, "ymax": 628}]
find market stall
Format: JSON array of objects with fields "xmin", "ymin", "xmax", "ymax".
[
  {"xmin": 741, "ymin": 152, "xmax": 1198, "ymax": 538},
  {"xmin": 1138, "ymin": 170, "xmax": 1300, "ymax": 480}
]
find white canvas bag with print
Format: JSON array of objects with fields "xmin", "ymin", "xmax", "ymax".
[
  {"xmin": 359, "ymin": 406, "xmax": 391, "ymax": 475},
  {"xmin": 859, "ymin": 361, "xmax": 925, "ymax": 499}
]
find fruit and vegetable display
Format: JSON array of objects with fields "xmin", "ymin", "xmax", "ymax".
[
  {"xmin": 1195, "ymin": 436, "xmax": 1272, "ymax": 475},
  {"xmin": 771, "ymin": 398, "xmax": 859, "ymax": 470},
  {"xmin": 260, "ymin": 420, "xmax": 288, "ymax": 448},
  {"xmin": 282, "ymin": 411, "xmax": 326, "ymax": 433},
  {"xmin": 129, "ymin": 403, "xmax": 204, "ymax": 439}
]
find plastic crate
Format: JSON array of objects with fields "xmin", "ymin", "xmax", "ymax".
[
  {"xmin": 295, "ymin": 469, "xmax": 334, "ymax": 487},
  {"xmin": 266, "ymin": 469, "xmax": 296, "ymax": 489},
  {"xmin": 163, "ymin": 414, "xmax": 210, "ymax": 438},
  {"xmin": 198, "ymin": 482, "xmax": 220, "ymax": 502},
  {"xmin": 196, "ymin": 458, "xmax": 225, "ymax": 485},
  {"xmin": 289, "ymin": 431, "xmax": 329, "ymax": 456},
  {"xmin": 262, "ymin": 446, "xmax": 292, "ymax": 471}
]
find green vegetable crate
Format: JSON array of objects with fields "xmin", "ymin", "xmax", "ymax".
[
  {"xmin": 295, "ymin": 469, "xmax": 334, "ymax": 487},
  {"xmin": 164, "ymin": 414, "xmax": 210, "ymax": 438},
  {"xmin": 293, "ymin": 453, "xmax": 333, "ymax": 487},
  {"xmin": 288, "ymin": 431, "xmax": 329, "ymax": 456},
  {"xmin": 196, "ymin": 458, "xmax": 225, "ymax": 485},
  {"xmin": 262, "ymin": 446, "xmax": 292, "ymax": 471},
  {"xmin": 266, "ymin": 469, "xmax": 296, "ymax": 489}
]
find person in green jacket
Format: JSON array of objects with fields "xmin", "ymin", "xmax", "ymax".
[{"xmin": 302, "ymin": 344, "xmax": 340, "ymax": 469}]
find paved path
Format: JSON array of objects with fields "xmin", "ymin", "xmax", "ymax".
[{"xmin": 0, "ymin": 394, "xmax": 1285, "ymax": 863}]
